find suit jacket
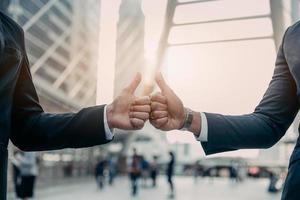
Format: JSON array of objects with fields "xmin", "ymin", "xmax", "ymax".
[
  {"xmin": 0, "ymin": 12, "xmax": 111, "ymax": 199},
  {"xmin": 201, "ymin": 21, "xmax": 300, "ymax": 199}
]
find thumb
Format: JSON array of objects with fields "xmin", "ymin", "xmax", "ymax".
[
  {"xmin": 155, "ymin": 72, "xmax": 169, "ymax": 92},
  {"xmin": 127, "ymin": 73, "xmax": 142, "ymax": 94}
]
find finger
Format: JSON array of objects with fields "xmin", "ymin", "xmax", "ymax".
[
  {"xmin": 130, "ymin": 112, "xmax": 150, "ymax": 121},
  {"xmin": 151, "ymin": 111, "xmax": 168, "ymax": 119},
  {"xmin": 126, "ymin": 73, "xmax": 142, "ymax": 94},
  {"xmin": 131, "ymin": 105, "xmax": 151, "ymax": 112},
  {"xmin": 155, "ymin": 72, "xmax": 169, "ymax": 93},
  {"xmin": 150, "ymin": 117, "xmax": 168, "ymax": 129},
  {"xmin": 150, "ymin": 92, "xmax": 167, "ymax": 104},
  {"xmin": 130, "ymin": 118, "xmax": 145, "ymax": 129},
  {"xmin": 151, "ymin": 102, "xmax": 167, "ymax": 111},
  {"xmin": 134, "ymin": 96, "xmax": 151, "ymax": 105}
]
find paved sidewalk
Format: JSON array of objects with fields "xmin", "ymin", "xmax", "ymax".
[{"xmin": 9, "ymin": 177, "xmax": 281, "ymax": 200}]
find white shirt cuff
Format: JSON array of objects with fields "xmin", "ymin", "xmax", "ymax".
[
  {"xmin": 196, "ymin": 112, "xmax": 208, "ymax": 142},
  {"xmin": 103, "ymin": 105, "xmax": 114, "ymax": 140}
]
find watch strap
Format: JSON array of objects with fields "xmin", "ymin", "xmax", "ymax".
[{"xmin": 180, "ymin": 108, "xmax": 193, "ymax": 131}]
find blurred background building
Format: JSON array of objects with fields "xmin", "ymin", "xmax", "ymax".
[
  {"xmin": 114, "ymin": 0, "xmax": 145, "ymax": 97},
  {"xmin": 3, "ymin": 0, "xmax": 300, "ymax": 199}
]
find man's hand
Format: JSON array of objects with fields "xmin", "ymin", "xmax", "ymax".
[
  {"xmin": 149, "ymin": 73, "xmax": 185, "ymax": 131},
  {"xmin": 150, "ymin": 73, "xmax": 202, "ymax": 136},
  {"xmin": 106, "ymin": 73, "xmax": 151, "ymax": 130}
]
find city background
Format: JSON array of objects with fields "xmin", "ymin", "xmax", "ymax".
[{"xmin": 3, "ymin": 0, "xmax": 300, "ymax": 199}]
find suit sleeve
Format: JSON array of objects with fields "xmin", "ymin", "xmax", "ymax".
[
  {"xmin": 201, "ymin": 28, "xmax": 299, "ymax": 155},
  {"xmin": 10, "ymin": 52, "xmax": 111, "ymax": 151}
]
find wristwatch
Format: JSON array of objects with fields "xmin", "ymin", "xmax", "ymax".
[{"xmin": 180, "ymin": 107, "xmax": 193, "ymax": 131}]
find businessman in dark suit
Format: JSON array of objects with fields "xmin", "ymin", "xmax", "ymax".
[
  {"xmin": 0, "ymin": 10, "xmax": 151, "ymax": 199},
  {"xmin": 150, "ymin": 21, "xmax": 300, "ymax": 199}
]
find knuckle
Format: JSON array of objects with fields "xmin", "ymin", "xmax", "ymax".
[
  {"xmin": 156, "ymin": 111, "xmax": 162, "ymax": 118},
  {"xmin": 131, "ymin": 106, "xmax": 137, "ymax": 111},
  {"xmin": 152, "ymin": 111, "xmax": 157, "ymax": 117},
  {"xmin": 129, "ymin": 112, "xmax": 133, "ymax": 117},
  {"xmin": 137, "ymin": 122, "xmax": 145, "ymax": 129},
  {"xmin": 132, "ymin": 106, "xmax": 140, "ymax": 112},
  {"xmin": 150, "ymin": 112, "xmax": 155, "ymax": 120},
  {"xmin": 151, "ymin": 112, "xmax": 158, "ymax": 119},
  {"xmin": 150, "ymin": 119, "xmax": 157, "ymax": 126},
  {"xmin": 146, "ymin": 105, "xmax": 151, "ymax": 112},
  {"xmin": 152, "ymin": 102, "xmax": 158, "ymax": 109},
  {"xmin": 132, "ymin": 105, "xmax": 138, "ymax": 110},
  {"xmin": 132, "ymin": 112, "xmax": 138, "ymax": 117},
  {"xmin": 153, "ymin": 122, "xmax": 160, "ymax": 128},
  {"xmin": 150, "ymin": 104, "xmax": 155, "ymax": 110}
]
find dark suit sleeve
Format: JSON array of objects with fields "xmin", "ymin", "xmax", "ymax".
[
  {"xmin": 201, "ymin": 28, "xmax": 299, "ymax": 155},
  {"xmin": 10, "ymin": 52, "xmax": 112, "ymax": 151}
]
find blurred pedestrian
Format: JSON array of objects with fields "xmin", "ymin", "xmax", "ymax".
[
  {"xmin": 108, "ymin": 156, "xmax": 117, "ymax": 186},
  {"xmin": 95, "ymin": 158, "xmax": 107, "ymax": 189},
  {"xmin": 166, "ymin": 151, "xmax": 175, "ymax": 199},
  {"xmin": 129, "ymin": 148, "xmax": 141, "ymax": 196},
  {"xmin": 63, "ymin": 162, "xmax": 74, "ymax": 178},
  {"xmin": 193, "ymin": 160, "xmax": 202, "ymax": 183},
  {"xmin": 150, "ymin": 156, "xmax": 158, "ymax": 187},
  {"xmin": 10, "ymin": 150, "xmax": 21, "ymax": 198},
  {"xmin": 230, "ymin": 160, "xmax": 238, "ymax": 183},
  {"xmin": 209, "ymin": 168, "xmax": 217, "ymax": 183},
  {"xmin": 268, "ymin": 171, "xmax": 280, "ymax": 193},
  {"xmin": 18, "ymin": 152, "xmax": 39, "ymax": 200},
  {"xmin": 230, "ymin": 160, "xmax": 244, "ymax": 183},
  {"xmin": 141, "ymin": 156, "xmax": 150, "ymax": 187}
]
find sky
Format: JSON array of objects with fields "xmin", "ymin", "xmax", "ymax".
[{"xmin": 97, "ymin": 0, "xmax": 279, "ymax": 158}]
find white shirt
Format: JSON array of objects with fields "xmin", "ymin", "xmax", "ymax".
[
  {"xmin": 195, "ymin": 112, "xmax": 208, "ymax": 142},
  {"xmin": 103, "ymin": 106, "xmax": 114, "ymax": 140}
]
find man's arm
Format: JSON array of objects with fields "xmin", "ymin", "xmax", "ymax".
[
  {"xmin": 10, "ymin": 52, "xmax": 150, "ymax": 151},
  {"xmin": 10, "ymin": 53, "xmax": 110, "ymax": 151},
  {"xmin": 200, "ymin": 27, "xmax": 299, "ymax": 155},
  {"xmin": 150, "ymin": 27, "xmax": 299, "ymax": 155}
]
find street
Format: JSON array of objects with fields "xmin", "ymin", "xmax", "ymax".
[{"xmin": 11, "ymin": 176, "xmax": 281, "ymax": 200}]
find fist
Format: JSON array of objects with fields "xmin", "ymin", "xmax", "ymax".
[
  {"xmin": 150, "ymin": 73, "xmax": 185, "ymax": 131},
  {"xmin": 107, "ymin": 73, "xmax": 151, "ymax": 130}
]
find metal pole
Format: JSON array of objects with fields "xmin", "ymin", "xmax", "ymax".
[
  {"xmin": 270, "ymin": 0, "xmax": 285, "ymax": 50},
  {"xmin": 291, "ymin": 0, "xmax": 300, "ymax": 23}
]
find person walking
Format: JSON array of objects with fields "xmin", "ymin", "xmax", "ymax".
[
  {"xmin": 17, "ymin": 152, "xmax": 38, "ymax": 200},
  {"xmin": 150, "ymin": 156, "xmax": 158, "ymax": 187},
  {"xmin": 166, "ymin": 152, "xmax": 175, "ymax": 199},
  {"xmin": 140, "ymin": 156, "xmax": 150, "ymax": 187},
  {"xmin": 95, "ymin": 158, "xmax": 107, "ymax": 189},
  {"xmin": 108, "ymin": 156, "xmax": 117, "ymax": 186},
  {"xmin": 10, "ymin": 150, "xmax": 22, "ymax": 198},
  {"xmin": 129, "ymin": 148, "xmax": 141, "ymax": 196}
]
